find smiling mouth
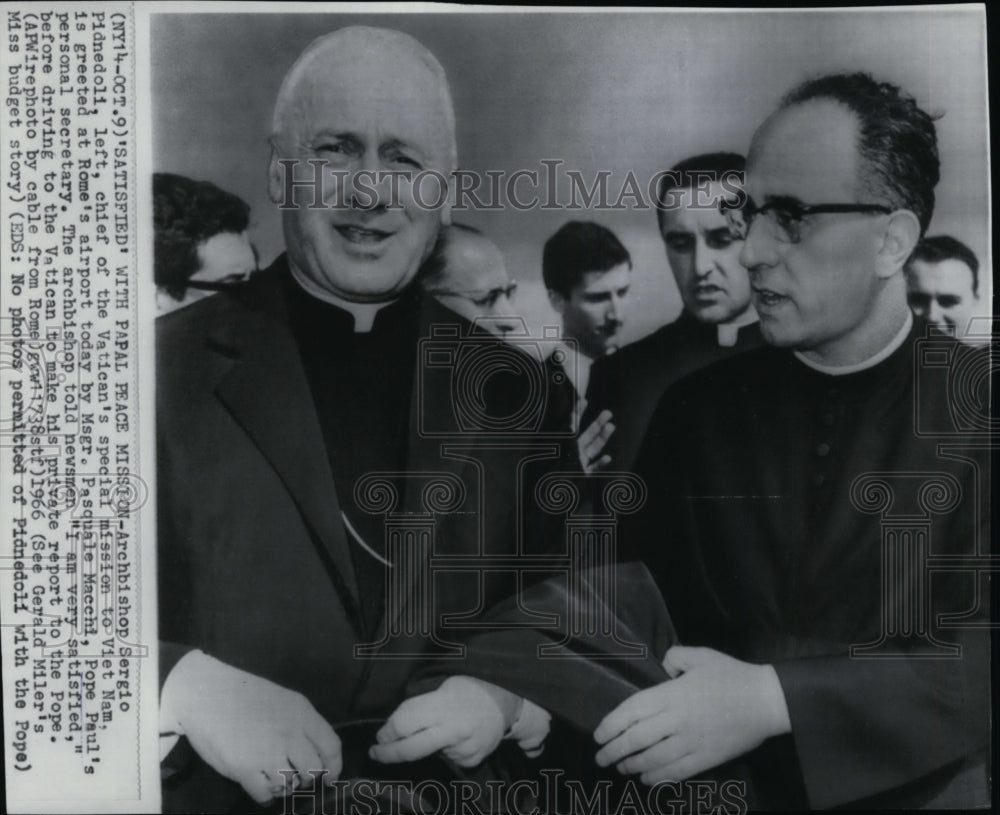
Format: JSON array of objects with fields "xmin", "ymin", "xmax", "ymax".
[
  {"xmin": 753, "ymin": 288, "xmax": 788, "ymax": 308},
  {"xmin": 335, "ymin": 225, "xmax": 394, "ymax": 244}
]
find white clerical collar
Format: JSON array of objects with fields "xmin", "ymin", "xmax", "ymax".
[
  {"xmin": 716, "ymin": 308, "xmax": 759, "ymax": 348},
  {"xmin": 794, "ymin": 311, "xmax": 913, "ymax": 376},
  {"xmin": 290, "ymin": 265, "xmax": 397, "ymax": 333}
]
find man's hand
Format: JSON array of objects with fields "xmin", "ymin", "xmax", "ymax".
[
  {"xmin": 593, "ymin": 646, "xmax": 790, "ymax": 784},
  {"xmin": 577, "ymin": 402, "xmax": 615, "ymax": 474},
  {"xmin": 508, "ymin": 698, "xmax": 552, "ymax": 758},
  {"xmin": 161, "ymin": 651, "xmax": 341, "ymax": 804},
  {"xmin": 370, "ymin": 676, "xmax": 520, "ymax": 768}
]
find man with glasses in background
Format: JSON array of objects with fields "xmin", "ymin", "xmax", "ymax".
[
  {"xmin": 420, "ymin": 223, "xmax": 521, "ymax": 336},
  {"xmin": 594, "ymin": 72, "xmax": 990, "ymax": 809}
]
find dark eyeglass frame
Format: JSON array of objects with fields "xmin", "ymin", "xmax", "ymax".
[
  {"xmin": 720, "ymin": 198, "xmax": 893, "ymax": 244},
  {"xmin": 426, "ymin": 280, "xmax": 518, "ymax": 308},
  {"xmin": 184, "ymin": 273, "xmax": 256, "ymax": 293}
]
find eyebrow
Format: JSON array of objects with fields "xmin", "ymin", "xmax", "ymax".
[
  {"xmin": 310, "ymin": 131, "xmax": 359, "ymax": 144},
  {"xmin": 762, "ymin": 194, "xmax": 806, "ymax": 208},
  {"xmin": 310, "ymin": 132, "xmax": 426, "ymax": 155}
]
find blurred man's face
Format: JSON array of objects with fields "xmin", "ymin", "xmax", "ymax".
[
  {"xmin": 660, "ymin": 182, "xmax": 752, "ymax": 324},
  {"xmin": 190, "ymin": 231, "xmax": 257, "ymax": 287},
  {"xmin": 907, "ymin": 258, "xmax": 979, "ymax": 338},
  {"xmin": 551, "ymin": 264, "xmax": 631, "ymax": 358},
  {"xmin": 430, "ymin": 234, "xmax": 519, "ymax": 335},
  {"xmin": 740, "ymin": 100, "xmax": 888, "ymax": 361},
  {"xmin": 270, "ymin": 48, "xmax": 453, "ymax": 302}
]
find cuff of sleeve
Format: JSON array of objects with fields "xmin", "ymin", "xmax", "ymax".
[{"xmin": 159, "ymin": 648, "xmax": 208, "ymax": 736}]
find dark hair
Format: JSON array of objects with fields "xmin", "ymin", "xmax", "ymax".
[
  {"xmin": 907, "ymin": 234, "xmax": 980, "ymax": 296},
  {"xmin": 419, "ymin": 222, "xmax": 483, "ymax": 288},
  {"xmin": 779, "ymin": 72, "xmax": 940, "ymax": 234},
  {"xmin": 655, "ymin": 152, "xmax": 746, "ymax": 232},
  {"xmin": 153, "ymin": 173, "xmax": 252, "ymax": 300},
  {"xmin": 542, "ymin": 221, "xmax": 631, "ymax": 297}
]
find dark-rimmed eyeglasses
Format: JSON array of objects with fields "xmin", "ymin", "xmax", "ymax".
[
  {"xmin": 721, "ymin": 197, "xmax": 892, "ymax": 244},
  {"xmin": 426, "ymin": 280, "xmax": 517, "ymax": 308}
]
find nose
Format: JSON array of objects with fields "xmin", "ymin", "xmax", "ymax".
[
  {"xmin": 346, "ymin": 148, "xmax": 394, "ymax": 211},
  {"xmin": 694, "ymin": 238, "xmax": 715, "ymax": 279},
  {"xmin": 607, "ymin": 295, "xmax": 625, "ymax": 325},
  {"xmin": 492, "ymin": 296, "xmax": 515, "ymax": 318},
  {"xmin": 927, "ymin": 298, "xmax": 943, "ymax": 325},
  {"xmin": 738, "ymin": 217, "xmax": 778, "ymax": 273}
]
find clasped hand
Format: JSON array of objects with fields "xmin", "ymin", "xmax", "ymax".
[
  {"xmin": 593, "ymin": 646, "xmax": 790, "ymax": 784},
  {"xmin": 370, "ymin": 675, "xmax": 523, "ymax": 768}
]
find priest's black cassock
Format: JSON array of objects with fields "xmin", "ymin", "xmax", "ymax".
[
  {"xmin": 623, "ymin": 320, "xmax": 991, "ymax": 809},
  {"xmin": 585, "ymin": 310, "xmax": 765, "ymax": 471}
]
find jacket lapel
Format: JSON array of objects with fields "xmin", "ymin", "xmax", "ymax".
[{"xmin": 210, "ymin": 271, "xmax": 362, "ymax": 625}]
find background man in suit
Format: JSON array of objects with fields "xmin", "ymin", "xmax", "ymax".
[
  {"xmin": 157, "ymin": 27, "xmax": 548, "ymax": 811},
  {"xmin": 540, "ymin": 221, "xmax": 632, "ymax": 438},
  {"xmin": 585, "ymin": 153, "xmax": 763, "ymax": 471},
  {"xmin": 906, "ymin": 234, "xmax": 989, "ymax": 345},
  {"xmin": 596, "ymin": 72, "xmax": 989, "ymax": 809},
  {"xmin": 420, "ymin": 223, "xmax": 520, "ymax": 336}
]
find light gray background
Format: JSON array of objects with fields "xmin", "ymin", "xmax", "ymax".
[{"xmin": 152, "ymin": 9, "xmax": 989, "ymax": 342}]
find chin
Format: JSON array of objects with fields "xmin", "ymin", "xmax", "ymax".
[
  {"xmin": 690, "ymin": 304, "xmax": 725, "ymax": 323},
  {"xmin": 758, "ymin": 322, "xmax": 799, "ymax": 348},
  {"xmin": 332, "ymin": 266, "xmax": 416, "ymax": 300}
]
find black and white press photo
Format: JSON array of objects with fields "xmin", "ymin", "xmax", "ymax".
[{"xmin": 0, "ymin": 5, "xmax": 993, "ymax": 814}]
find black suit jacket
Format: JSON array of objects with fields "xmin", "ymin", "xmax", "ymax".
[
  {"xmin": 585, "ymin": 312, "xmax": 764, "ymax": 470},
  {"xmin": 157, "ymin": 258, "xmax": 678, "ymax": 810},
  {"xmin": 157, "ymin": 258, "xmax": 550, "ymax": 808}
]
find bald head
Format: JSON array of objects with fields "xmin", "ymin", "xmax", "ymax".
[
  {"xmin": 423, "ymin": 225, "xmax": 519, "ymax": 334},
  {"xmin": 267, "ymin": 27, "xmax": 457, "ymax": 303},
  {"xmin": 272, "ymin": 26, "xmax": 457, "ymax": 171}
]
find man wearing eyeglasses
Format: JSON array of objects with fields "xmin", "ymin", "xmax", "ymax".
[
  {"xmin": 596, "ymin": 73, "xmax": 989, "ymax": 809},
  {"xmin": 585, "ymin": 153, "xmax": 764, "ymax": 471},
  {"xmin": 421, "ymin": 223, "xmax": 520, "ymax": 336}
]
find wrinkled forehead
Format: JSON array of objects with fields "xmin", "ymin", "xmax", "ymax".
[
  {"xmin": 274, "ymin": 29, "xmax": 456, "ymax": 166},
  {"xmin": 746, "ymin": 99, "xmax": 861, "ymax": 203},
  {"xmin": 661, "ymin": 182, "xmax": 735, "ymax": 228}
]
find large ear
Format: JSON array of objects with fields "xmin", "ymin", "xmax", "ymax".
[
  {"xmin": 267, "ymin": 138, "xmax": 285, "ymax": 205},
  {"xmin": 547, "ymin": 288, "xmax": 566, "ymax": 315},
  {"xmin": 437, "ymin": 172, "xmax": 453, "ymax": 227},
  {"xmin": 875, "ymin": 209, "xmax": 920, "ymax": 279}
]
